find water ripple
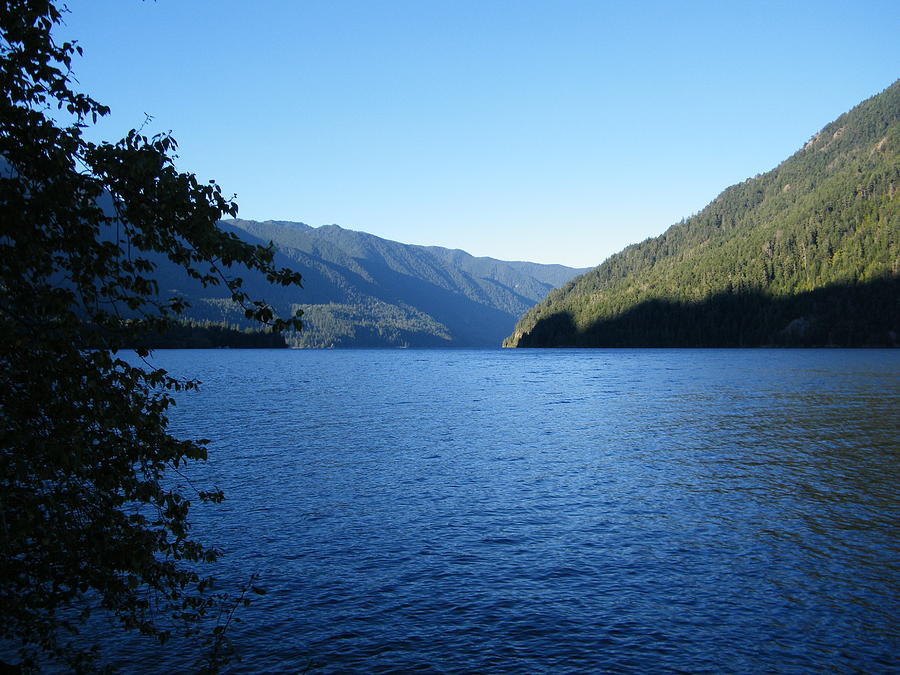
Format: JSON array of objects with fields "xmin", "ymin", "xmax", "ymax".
[{"xmin": 109, "ymin": 348, "xmax": 900, "ymax": 673}]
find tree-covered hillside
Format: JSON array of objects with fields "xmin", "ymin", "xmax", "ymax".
[
  {"xmin": 160, "ymin": 220, "xmax": 587, "ymax": 347},
  {"xmin": 506, "ymin": 81, "xmax": 899, "ymax": 347}
]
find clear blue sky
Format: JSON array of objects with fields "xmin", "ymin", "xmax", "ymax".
[{"xmin": 63, "ymin": 0, "xmax": 898, "ymax": 267}]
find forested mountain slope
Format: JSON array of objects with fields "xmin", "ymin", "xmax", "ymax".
[
  {"xmin": 164, "ymin": 219, "xmax": 587, "ymax": 347},
  {"xmin": 506, "ymin": 81, "xmax": 900, "ymax": 347}
]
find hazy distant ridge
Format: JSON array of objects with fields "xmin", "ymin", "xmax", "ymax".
[{"xmin": 177, "ymin": 219, "xmax": 587, "ymax": 347}]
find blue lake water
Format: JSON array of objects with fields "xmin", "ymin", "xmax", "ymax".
[{"xmin": 131, "ymin": 349, "xmax": 898, "ymax": 672}]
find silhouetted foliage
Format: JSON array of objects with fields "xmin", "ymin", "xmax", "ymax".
[{"xmin": 0, "ymin": 1, "xmax": 301, "ymax": 670}]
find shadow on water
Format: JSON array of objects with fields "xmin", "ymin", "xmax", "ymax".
[{"xmin": 516, "ymin": 276, "xmax": 900, "ymax": 347}]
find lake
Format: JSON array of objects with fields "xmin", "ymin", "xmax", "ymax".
[{"xmin": 128, "ymin": 349, "xmax": 899, "ymax": 672}]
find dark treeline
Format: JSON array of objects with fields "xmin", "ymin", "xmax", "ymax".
[
  {"xmin": 131, "ymin": 320, "xmax": 288, "ymax": 349},
  {"xmin": 515, "ymin": 277, "xmax": 899, "ymax": 347}
]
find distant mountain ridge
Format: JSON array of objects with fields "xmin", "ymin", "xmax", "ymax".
[
  {"xmin": 167, "ymin": 219, "xmax": 587, "ymax": 347},
  {"xmin": 505, "ymin": 80, "xmax": 900, "ymax": 347}
]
